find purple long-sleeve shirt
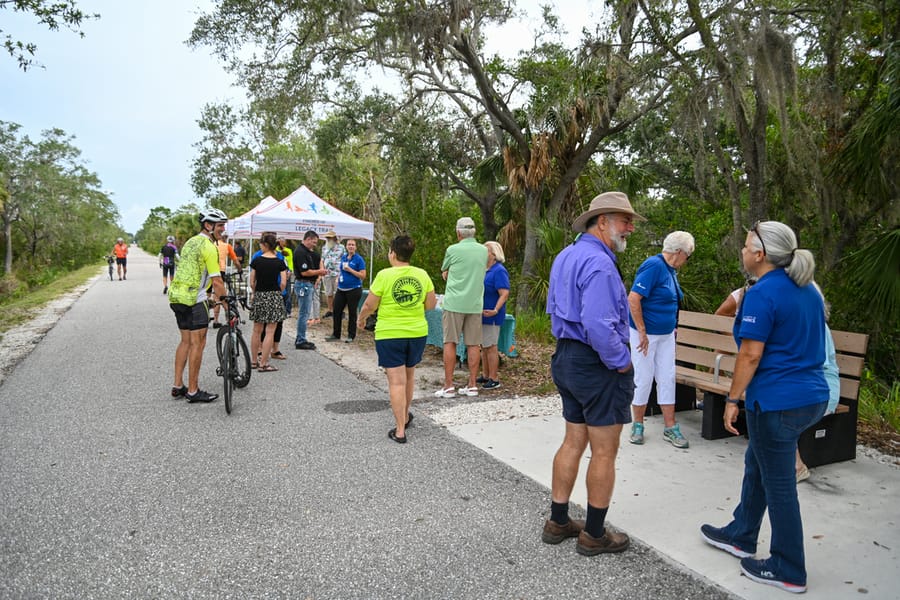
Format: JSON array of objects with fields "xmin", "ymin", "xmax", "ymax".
[{"xmin": 546, "ymin": 234, "xmax": 631, "ymax": 370}]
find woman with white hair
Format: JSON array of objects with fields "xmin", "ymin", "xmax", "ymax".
[
  {"xmin": 700, "ymin": 221, "xmax": 828, "ymax": 594},
  {"xmin": 478, "ymin": 240, "xmax": 510, "ymax": 390},
  {"xmin": 628, "ymin": 230, "xmax": 694, "ymax": 449}
]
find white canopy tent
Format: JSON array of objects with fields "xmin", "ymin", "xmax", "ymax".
[
  {"xmin": 225, "ymin": 195, "xmax": 278, "ymax": 238},
  {"xmin": 249, "ymin": 186, "xmax": 374, "ymax": 241}
]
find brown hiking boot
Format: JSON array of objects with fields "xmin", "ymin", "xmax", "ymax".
[
  {"xmin": 575, "ymin": 529, "xmax": 630, "ymax": 555},
  {"xmin": 541, "ymin": 519, "xmax": 585, "ymax": 544}
]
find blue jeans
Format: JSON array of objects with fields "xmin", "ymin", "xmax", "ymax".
[
  {"xmin": 282, "ymin": 273, "xmax": 293, "ymax": 317},
  {"xmin": 282, "ymin": 290, "xmax": 292, "ymax": 317},
  {"xmin": 721, "ymin": 401, "xmax": 827, "ymax": 585},
  {"xmin": 294, "ymin": 281, "xmax": 313, "ymax": 344}
]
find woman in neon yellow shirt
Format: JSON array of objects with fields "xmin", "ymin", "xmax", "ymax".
[{"xmin": 357, "ymin": 235, "xmax": 437, "ymax": 444}]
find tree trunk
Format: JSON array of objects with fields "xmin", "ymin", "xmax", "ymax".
[
  {"xmin": 478, "ymin": 189, "xmax": 499, "ymax": 241},
  {"xmin": 746, "ymin": 76, "xmax": 770, "ymax": 222},
  {"xmin": 818, "ymin": 2, "xmax": 848, "ymax": 266},
  {"xmin": 703, "ymin": 106, "xmax": 744, "ymax": 244},
  {"xmin": 687, "ymin": 0, "xmax": 769, "ymax": 223},
  {"xmin": 515, "ymin": 188, "xmax": 542, "ymax": 313},
  {"xmin": 3, "ymin": 217, "xmax": 11, "ymax": 274}
]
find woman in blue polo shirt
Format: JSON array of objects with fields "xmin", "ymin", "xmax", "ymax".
[
  {"xmin": 479, "ymin": 240, "xmax": 510, "ymax": 390},
  {"xmin": 328, "ymin": 239, "xmax": 366, "ymax": 343},
  {"xmin": 627, "ymin": 230, "xmax": 694, "ymax": 449},
  {"xmin": 700, "ymin": 220, "xmax": 828, "ymax": 594}
]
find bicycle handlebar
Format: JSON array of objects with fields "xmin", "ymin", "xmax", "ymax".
[{"xmin": 216, "ymin": 294, "xmax": 249, "ymax": 312}]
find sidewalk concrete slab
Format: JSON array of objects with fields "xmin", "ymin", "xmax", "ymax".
[{"xmin": 445, "ymin": 406, "xmax": 900, "ymax": 599}]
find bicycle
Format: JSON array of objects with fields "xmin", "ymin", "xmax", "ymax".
[
  {"xmin": 215, "ymin": 272, "xmax": 252, "ymax": 414},
  {"xmin": 105, "ymin": 256, "xmax": 115, "ymax": 281}
]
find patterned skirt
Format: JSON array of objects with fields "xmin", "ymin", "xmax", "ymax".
[{"xmin": 249, "ymin": 290, "xmax": 287, "ymax": 323}]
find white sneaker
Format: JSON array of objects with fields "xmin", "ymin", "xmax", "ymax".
[{"xmin": 457, "ymin": 386, "xmax": 479, "ymax": 397}]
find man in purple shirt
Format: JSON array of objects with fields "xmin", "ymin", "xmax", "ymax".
[{"xmin": 541, "ymin": 191, "xmax": 645, "ymax": 556}]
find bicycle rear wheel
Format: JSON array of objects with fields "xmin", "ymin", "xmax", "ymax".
[
  {"xmin": 232, "ymin": 330, "xmax": 252, "ymax": 389},
  {"xmin": 222, "ymin": 335, "xmax": 234, "ymax": 414}
]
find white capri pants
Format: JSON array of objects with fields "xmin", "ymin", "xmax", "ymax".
[{"xmin": 629, "ymin": 327, "xmax": 677, "ymax": 406}]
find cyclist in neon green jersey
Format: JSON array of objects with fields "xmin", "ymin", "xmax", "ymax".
[{"xmin": 167, "ymin": 208, "xmax": 228, "ymax": 403}]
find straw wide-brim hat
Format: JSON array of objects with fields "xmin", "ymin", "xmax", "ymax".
[
  {"xmin": 572, "ymin": 191, "xmax": 646, "ymax": 232},
  {"xmin": 323, "ymin": 230, "xmax": 338, "ymax": 238}
]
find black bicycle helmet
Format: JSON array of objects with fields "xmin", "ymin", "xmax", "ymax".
[{"xmin": 198, "ymin": 208, "xmax": 228, "ymax": 224}]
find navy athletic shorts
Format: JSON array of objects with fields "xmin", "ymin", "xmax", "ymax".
[{"xmin": 375, "ymin": 336, "xmax": 427, "ymax": 369}]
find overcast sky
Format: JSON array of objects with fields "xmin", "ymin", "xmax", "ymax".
[
  {"xmin": 1, "ymin": 1, "xmax": 594, "ymax": 235},
  {"xmin": 1, "ymin": 0, "xmax": 239, "ymax": 234}
]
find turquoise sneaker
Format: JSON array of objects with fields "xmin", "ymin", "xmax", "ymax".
[
  {"xmin": 663, "ymin": 423, "xmax": 689, "ymax": 448},
  {"xmin": 629, "ymin": 422, "xmax": 644, "ymax": 445}
]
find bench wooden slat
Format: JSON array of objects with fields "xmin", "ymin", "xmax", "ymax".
[
  {"xmin": 676, "ymin": 346, "xmax": 720, "ymax": 370},
  {"xmin": 676, "ymin": 346, "xmax": 736, "ymax": 375},
  {"xmin": 676, "ymin": 328, "xmax": 738, "ymax": 354},
  {"xmin": 678, "ymin": 310, "xmax": 735, "ymax": 331},
  {"xmin": 831, "ymin": 330, "xmax": 870, "ymax": 355},
  {"xmin": 836, "ymin": 353, "xmax": 865, "ymax": 378},
  {"xmin": 675, "ymin": 365, "xmax": 732, "ymax": 393},
  {"xmin": 839, "ymin": 377, "xmax": 860, "ymax": 401}
]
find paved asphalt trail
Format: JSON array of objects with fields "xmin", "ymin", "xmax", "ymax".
[{"xmin": 0, "ymin": 249, "xmax": 730, "ymax": 599}]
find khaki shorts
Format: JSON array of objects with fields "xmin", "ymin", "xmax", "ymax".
[
  {"xmin": 323, "ymin": 275, "xmax": 338, "ymax": 296},
  {"xmin": 442, "ymin": 310, "xmax": 482, "ymax": 347},
  {"xmin": 481, "ymin": 324, "xmax": 500, "ymax": 348}
]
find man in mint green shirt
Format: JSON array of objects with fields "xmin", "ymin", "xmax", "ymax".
[{"xmin": 435, "ymin": 217, "xmax": 489, "ymax": 398}]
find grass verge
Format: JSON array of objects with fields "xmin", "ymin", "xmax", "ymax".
[
  {"xmin": 859, "ymin": 374, "xmax": 900, "ymax": 432},
  {"xmin": 0, "ymin": 265, "xmax": 100, "ymax": 335}
]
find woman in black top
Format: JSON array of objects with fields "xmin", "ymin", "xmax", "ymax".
[{"xmin": 249, "ymin": 233, "xmax": 288, "ymax": 371}]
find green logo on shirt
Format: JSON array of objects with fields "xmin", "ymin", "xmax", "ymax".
[{"xmin": 391, "ymin": 277, "xmax": 423, "ymax": 307}]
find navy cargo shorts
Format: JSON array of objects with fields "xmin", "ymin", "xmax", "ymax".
[{"xmin": 551, "ymin": 338, "xmax": 634, "ymax": 426}]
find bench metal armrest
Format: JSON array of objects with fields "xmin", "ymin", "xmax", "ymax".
[{"xmin": 713, "ymin": 354, "xmax": 725, "ymax": 384}]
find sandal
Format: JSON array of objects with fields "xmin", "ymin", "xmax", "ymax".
[
  {"xmin": 271, "ymin": 351, "xmax": 286, "ymax": 360},
  {"xmin": 457, "ymin": 386, "xmax": 479, "ymax": 397},
  {"xmin": 251, "ymin": 362, "xmax": 259, "ymax": 369},
  {"xmin": 388, "ymin": 428, "xmax": 407, "ymax": 444},
  {"xmin": 258, "ymin": 364, "xmax": 278, "ymax": 372},
  {"xmin": 434, "ymin": 387, "xmax": 456, "ymax": 398},
  {"xmin": 406, "ymin": 412, "xmax": 414, "ymax": 427}
]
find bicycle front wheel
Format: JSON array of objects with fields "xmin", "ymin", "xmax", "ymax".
[
  {"xmin": 232, "ymin": 330, "xmax": 252, "ymax": 389},
  {"xmin": 222, "ymin": 335, "xmax": 234, "ymax": 415},
  {"xmin": 216, "ymin": 325, "xmax": 228, "ymax": 365}
]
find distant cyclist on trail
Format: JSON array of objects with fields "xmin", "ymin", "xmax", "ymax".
[
  {"xmin": 167, "ymin": 209, "xmax": 229, "ymax": 404},
  {"xmin": 158, "ymin": 235, "xmax": 180, "ymax": 294},
  {"xmin": 113, "ymin": 237, "xmax": 129, "ymax": 280}
]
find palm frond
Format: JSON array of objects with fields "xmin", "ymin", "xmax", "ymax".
[{"xmin": 846, "ymin": 227, "xmax": 900, "ymax": 322}]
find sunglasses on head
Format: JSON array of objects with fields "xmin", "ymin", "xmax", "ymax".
[{"xmin": 750, "ymin": 220, "xmax": 767, "ymax": 256}]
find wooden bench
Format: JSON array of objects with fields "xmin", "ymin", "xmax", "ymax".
[{"xmin": 673, "ymin": 310, "xmax": 869, "ymax": 467}]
